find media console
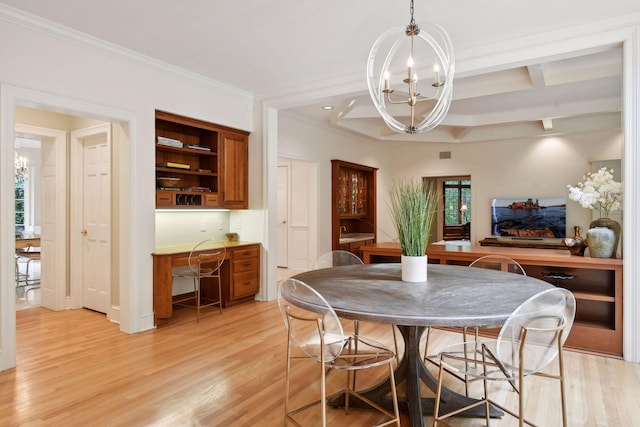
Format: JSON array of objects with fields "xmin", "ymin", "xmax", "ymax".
[{"xmin": 361, "ymin": 242, "xmax": 623, "ymax": 357}]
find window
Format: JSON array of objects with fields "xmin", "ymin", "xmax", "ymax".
[
  {"xmin": 15, "ymin": 179, "xmax": 25, "ymax": 234},
  {"xmin": 444, "ymin": 179, "xmax": 471, "ymax": 225}
]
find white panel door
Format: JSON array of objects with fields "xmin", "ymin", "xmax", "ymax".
[
  {"xmin": 75, "ymin": 125, "xmax": 111, "ymax": 313},
  {"xmin": 277, "ymin": 165, "xmax": 289, "ymax": 267},
  {"xmin": 288, "ymin": 160, "xmax": 318, "ymax": 270},
  {"xmin": 16, "ymin": 125, "xmax": 67, "ymax": 311},
  {"xmin": 39, "ymin": 138, "xmax": 56, "ymax": 309}
]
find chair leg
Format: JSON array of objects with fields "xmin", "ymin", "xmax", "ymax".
[
  {"xmin": 193, "ymin": 277, "xmax": 200, "ymax": 323},
  {"xmin": 216, "ymin": 274, "xmax": 223, "ymax": 314},
  {"xmin": 320, "ymin": 359, "xmax": 327, "ymax": 427},
  {"xmin": 388, "ymin": 361, "xmax": 401, "ymax": 426},
  {"xmin": 433, "ymin": 361, "xmax": 445, "ymax": 426},
  {"xmin": 558, "ymin": 344, "xmax": 567, "ymax": 427},
  {"xmin": 284, "ymin": 335, "xmax": 292, "ymax": 426},
  {"xmin": 391, "ymin": 325, "xmax": 399, "ymax": 363},
  {"xmin": 350, "ymin": 320, "xmax": 359, "ymax": 392},
  {"xmin": 424, "ymin": 327, "xmax": 431, "ymax": 360}
]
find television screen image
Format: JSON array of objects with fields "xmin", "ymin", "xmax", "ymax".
[{"xmin": 491, "ymin": 197, "xmax": 566, "ymax": 238}]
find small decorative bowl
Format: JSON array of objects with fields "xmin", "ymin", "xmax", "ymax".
[{"xmin": 157, "ymin": 177, "xmax": 180, "ymax": 188}]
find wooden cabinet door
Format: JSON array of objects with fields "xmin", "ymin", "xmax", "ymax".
[{"xmin": 220, "ymin": 132, "xmax": 248, "ymax": 209}]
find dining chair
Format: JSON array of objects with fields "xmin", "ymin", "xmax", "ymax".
[
  {"xmin": 432, "ymin": 287, "xmax": 576, "ymax": 427},
  {"xmin": 465, "ymin": 255, "xmax": 527, "ymax": 347},
  {"xmin": 15, "ymin": 247, "xmax": 41, "ymax": 300},
  {"xmin": 424, "ymin": 255, "xmax": 527, "ymax": 377},
  {"xmin": 278, "ymin": 278, "xmax": 400, "ymax": 427},
  {"xmin": 314, "ymin": 250, "xmax": 400, "ymax": 366},
  {"xmin": 313, "ymin": 249, "xmax": 363, "ymax": 269},
  {"xmin": 171, "ymin": 240, "xmax": 226, "ymax": 322}
]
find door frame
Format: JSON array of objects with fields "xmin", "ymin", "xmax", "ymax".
[{"xmin": 1, "ymin": 84, "xmax": 136, "ymax": 370}]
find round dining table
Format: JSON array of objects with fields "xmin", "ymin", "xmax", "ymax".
[{"xmin": 290, "ymin": 262, "xmax": 553, "ymax": 427}]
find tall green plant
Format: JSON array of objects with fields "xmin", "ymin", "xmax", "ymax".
[{"xmin": 388, "ymin": 178, "xmax": 439, "ymax": 256}]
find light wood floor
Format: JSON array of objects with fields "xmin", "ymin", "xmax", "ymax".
[{"xmin": 2, "ymin": 301, "xmax": 640, "ymax": 426}]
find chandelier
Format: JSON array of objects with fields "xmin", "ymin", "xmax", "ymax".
[
  {"xmin": 366, "ymin": 0, "xmax": 455, "ymax": 134},
  {"xmin": 15, "ymin": 151, "xmax": 28, "ymax": 182}
]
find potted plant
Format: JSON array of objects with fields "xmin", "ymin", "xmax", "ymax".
[{"xmin": 388, "ymin": 178, "xmax": 439, "ymax": 281}]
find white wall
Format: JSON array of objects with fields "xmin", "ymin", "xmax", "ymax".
[
  {"xmin": 278, "ymin": 113, "xmax": 392, "ymax": 255},
  {"xmin": 0, "ymin": 11, "xmax": 254, "ymax": 340},
  {"xmin": 155, "ymin": 211, "xmax": 231, "ymax": 247},
  {"xmin": 278, "ymin": 111, "xmax": 623, "ymax": 248},
  {"xmin": 385, "ymin": 129, "xmax": 623, "ymax": 243}
]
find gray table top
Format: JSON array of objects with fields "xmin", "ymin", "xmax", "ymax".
[{"xmin": 291, "ymin": 263, "xmax": 553, "ymax": 328}]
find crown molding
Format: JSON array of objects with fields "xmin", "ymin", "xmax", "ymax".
[{"xmin": 0, "ymin": 3, "xmax": 253, "ymax": 100}]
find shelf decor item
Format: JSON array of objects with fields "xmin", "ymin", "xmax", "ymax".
[
  {"xmin": 586, "ymin": 226, "xmax": 616, "ymax": 258},
  {"xmin": 563, "ymin": 225, "xmax": 588, "ymax": 256},
  {"xmin": 567, "ymin": 167, "xmax": 622, "ymax": 258},
  {"xmin": 388, "ymin": 178, "xmax": 438, "ymax": 282}
]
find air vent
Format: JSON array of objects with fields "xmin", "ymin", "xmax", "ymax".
[{"xmin": 439, "ymin": 151, "xmax": 451, "ymax": 159}]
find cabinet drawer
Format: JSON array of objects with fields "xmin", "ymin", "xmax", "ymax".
[
  {"xmin": 232, "ymin": 271, "xmax": 259, "ymax": 299},
  {"xmin": 233, "ymin": 246, "xmax": 260, "ymax": 261},
  {"xmin": 233, "ymin": 257, "xmax": 258, "ymax": 273},
  {"xmin": 156, "ymin": 191, "xmax": 174, "ymax": 206},
  {"xmin": 203, "ymin": 194, "xmax": 219, "ymax": 207}
]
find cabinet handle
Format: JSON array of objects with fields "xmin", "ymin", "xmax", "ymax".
[
  {"xmin": 242, "ymin": 281, "xmax": 251, "ymax": 286},
  {"xmin": 542, "ymin": 271, "xmax": 576, "ymax": 287}
]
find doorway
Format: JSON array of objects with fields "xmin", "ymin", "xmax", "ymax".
[
  {"xmin": 276, "ymin": 157, "xmax": 318, "ymax": 271},
  {"xmin": 425, "ymin": 175, "xmax": 472, "ymax": 242},
  {"xmin": 1, "ymin": 85, "xmax": 135, "ymax": 371}
]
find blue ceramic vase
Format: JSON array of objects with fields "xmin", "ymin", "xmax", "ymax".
[
  {"xmin": 586, "ymin": 226, "xmax": 616, "ymax": 258},
  {"xmin": 588, "ymin": 218, "xmax": 621, "ymax": 258}
]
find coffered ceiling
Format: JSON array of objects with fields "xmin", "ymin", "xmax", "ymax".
[{"xmin": 1, "ymin": 0, "xmax": 637, "ymax": 144}]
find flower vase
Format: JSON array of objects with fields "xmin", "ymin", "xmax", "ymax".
[
  {"xmin": 589, "ymin": 218, "xmax": 621, "ymax": 258},
  {"xmin": 401, "ymin": 255, "xmax": 427, "ymax": 282},
  {"xmin": 563, "ymin": 225, "xmax": 587, "ymax": 256},
  {"xmin": 586, "ymin": 227, "xmax": 616, "ymax": 258}
]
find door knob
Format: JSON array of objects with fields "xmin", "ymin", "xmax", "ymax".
[{"xmin": 81, "ymin": 229, "xmax": 88, "ymax": 236}]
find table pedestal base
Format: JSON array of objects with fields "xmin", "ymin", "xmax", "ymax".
[{"xmin": 329, "ymin": 325, "xmax": 503, "ymax": 427}]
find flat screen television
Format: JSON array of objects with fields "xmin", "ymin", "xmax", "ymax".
[{"xmin": 491, "ymin": 197, "xmax": 566, "ymax": 238}]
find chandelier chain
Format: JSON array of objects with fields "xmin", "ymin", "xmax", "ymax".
[{"xmin": 409, "ymin": 0, "xmax": 415, "ymax": 26}]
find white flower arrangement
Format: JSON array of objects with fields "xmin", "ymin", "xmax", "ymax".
[{"xmin": 567, "ymin": 167, "xmax": 622, "ymax": 218}]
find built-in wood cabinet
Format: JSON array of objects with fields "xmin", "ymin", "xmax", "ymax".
[
  {"xmin": 220, "ymin": 131, "xmax": 249, "ymax": 209},
  {"xmin": 331, "ymin": 160, "xmax": 377, "ymax": 257},
  {"xmin": 155, "ymin": 110, "xmax": 249, "ymax": 209},
  {"xmin": 230, "ymin": 244, "xmax": 260, "ymax": 300},
  {"xmin": 360, "ymin": 242, "xmax": 624, "ymax": 357},
  {"xmin": 152, "ymin": 242, "xmax": 261, "ymax": 325},
  {"xmin": 425, "ymin": 244, "xmax": 623, "ymax": 358}
]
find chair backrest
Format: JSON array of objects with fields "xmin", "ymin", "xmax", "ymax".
[
  {"xmin": 313, "ymin": 250, "xmax": 363, "ymax": 269},
  {"xmin": 187, "ymin": 239, "xmax": 226, "ymax": 276},
  {"xmin": 277, "ymin": 278, "xmax": 345, "ymax": 363},
  {"xmin": 496, "ymin": 287, "xmax": 576, "ymax": 375},
  {"xmin": 469, "ymin": 255, "xmax": 526, "ymax": 276}
]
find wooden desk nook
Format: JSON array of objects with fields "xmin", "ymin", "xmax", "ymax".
[
  {"xmin": 361, "ymin": 242, "xmax": 623, "ymax": 357},
  {"xmin": 152, "ymin": 241, "xmax": 260, "ymax": 326}
]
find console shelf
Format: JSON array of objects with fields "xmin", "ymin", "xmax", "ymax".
[{"xmin": 361, "ymin": 242, "xmax": 623, "ymax": 357}]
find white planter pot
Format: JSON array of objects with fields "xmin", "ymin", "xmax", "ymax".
[{"xmin": 401, "ymin": 255, "xmax": 428, "ymax": 282}]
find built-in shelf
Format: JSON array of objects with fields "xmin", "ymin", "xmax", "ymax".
[{"xmin": 331, "ymin": 160, "xmax": 377, "ymax": 259}]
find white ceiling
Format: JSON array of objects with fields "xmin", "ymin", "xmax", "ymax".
[{"xmin": 2, "ymin": 0, "xmax": 639, "ymax": 144}]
